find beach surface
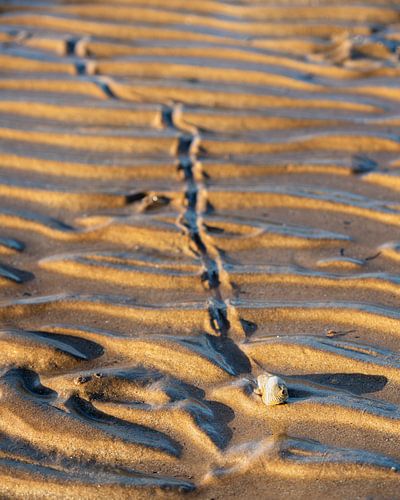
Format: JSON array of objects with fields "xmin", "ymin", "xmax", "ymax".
[{"xmin": 0, "ymin": 0, "xmax": 400, "ymax": 498}]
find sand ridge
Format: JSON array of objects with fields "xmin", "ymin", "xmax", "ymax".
[{"xmin": 0, "ymin": 0, "xmax": 399, "ymax": 498}]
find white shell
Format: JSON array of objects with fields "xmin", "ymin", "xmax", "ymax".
[{"xmin": 254, "ymin": 373, "xmax": 288, "ymax": 406}]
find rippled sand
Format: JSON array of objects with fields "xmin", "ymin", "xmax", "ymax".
[{"xmin": 0, "ymin": 0, "xmax": 400, "ymax": 498}]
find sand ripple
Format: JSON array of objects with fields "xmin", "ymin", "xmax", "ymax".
[{"xmin": 0, "ymin": 0, "xmax": 399, "ymax": 498}]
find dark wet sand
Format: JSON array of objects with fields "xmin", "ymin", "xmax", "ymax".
[{"xmin": 0, "ymin": 0, "xmax": 400, "ymax": 498}]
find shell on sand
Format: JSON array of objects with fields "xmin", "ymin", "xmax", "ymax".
[{"xmin": 254, "ymin": 373, "xmax": 289, "ymax": 406}]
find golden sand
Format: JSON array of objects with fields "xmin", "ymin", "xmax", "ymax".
[{"xmin": 0, "ymin": 0, "xmax": 399, "ymax": 498}]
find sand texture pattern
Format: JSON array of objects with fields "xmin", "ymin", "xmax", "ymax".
[{"xmin": 0, "ymin": 0, "xmax": 400, "ymax": 498}]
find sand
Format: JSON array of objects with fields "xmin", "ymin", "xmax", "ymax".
[{"xmin": 0, "ymin": 0, "xmax": 399, "ymax": 498}]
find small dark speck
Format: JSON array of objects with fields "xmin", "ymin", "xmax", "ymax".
[
  {"xmin": 23, "ymin": 292, "xmax": 31, "ymax": 296},
  {"xmin": 75, "ymin": 376, "xmax": 91, "ymax": 385},
  {"xmin": 340, "ymin": 248, "xmax": 345, "ymax": 256}
]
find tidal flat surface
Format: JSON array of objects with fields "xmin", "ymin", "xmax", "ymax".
[{"xmin": 0, "ymin": 0, "xmax": 400, "ymax": 498}]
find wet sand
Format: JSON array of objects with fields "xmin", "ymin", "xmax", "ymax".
[{"xmin": 0, "ymin": 0, "xmax": 400, "ymax": 498}]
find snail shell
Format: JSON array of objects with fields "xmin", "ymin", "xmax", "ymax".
[{"xmin": 254, "ymin": 373, "xmax": 288, "ymax": 406}]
